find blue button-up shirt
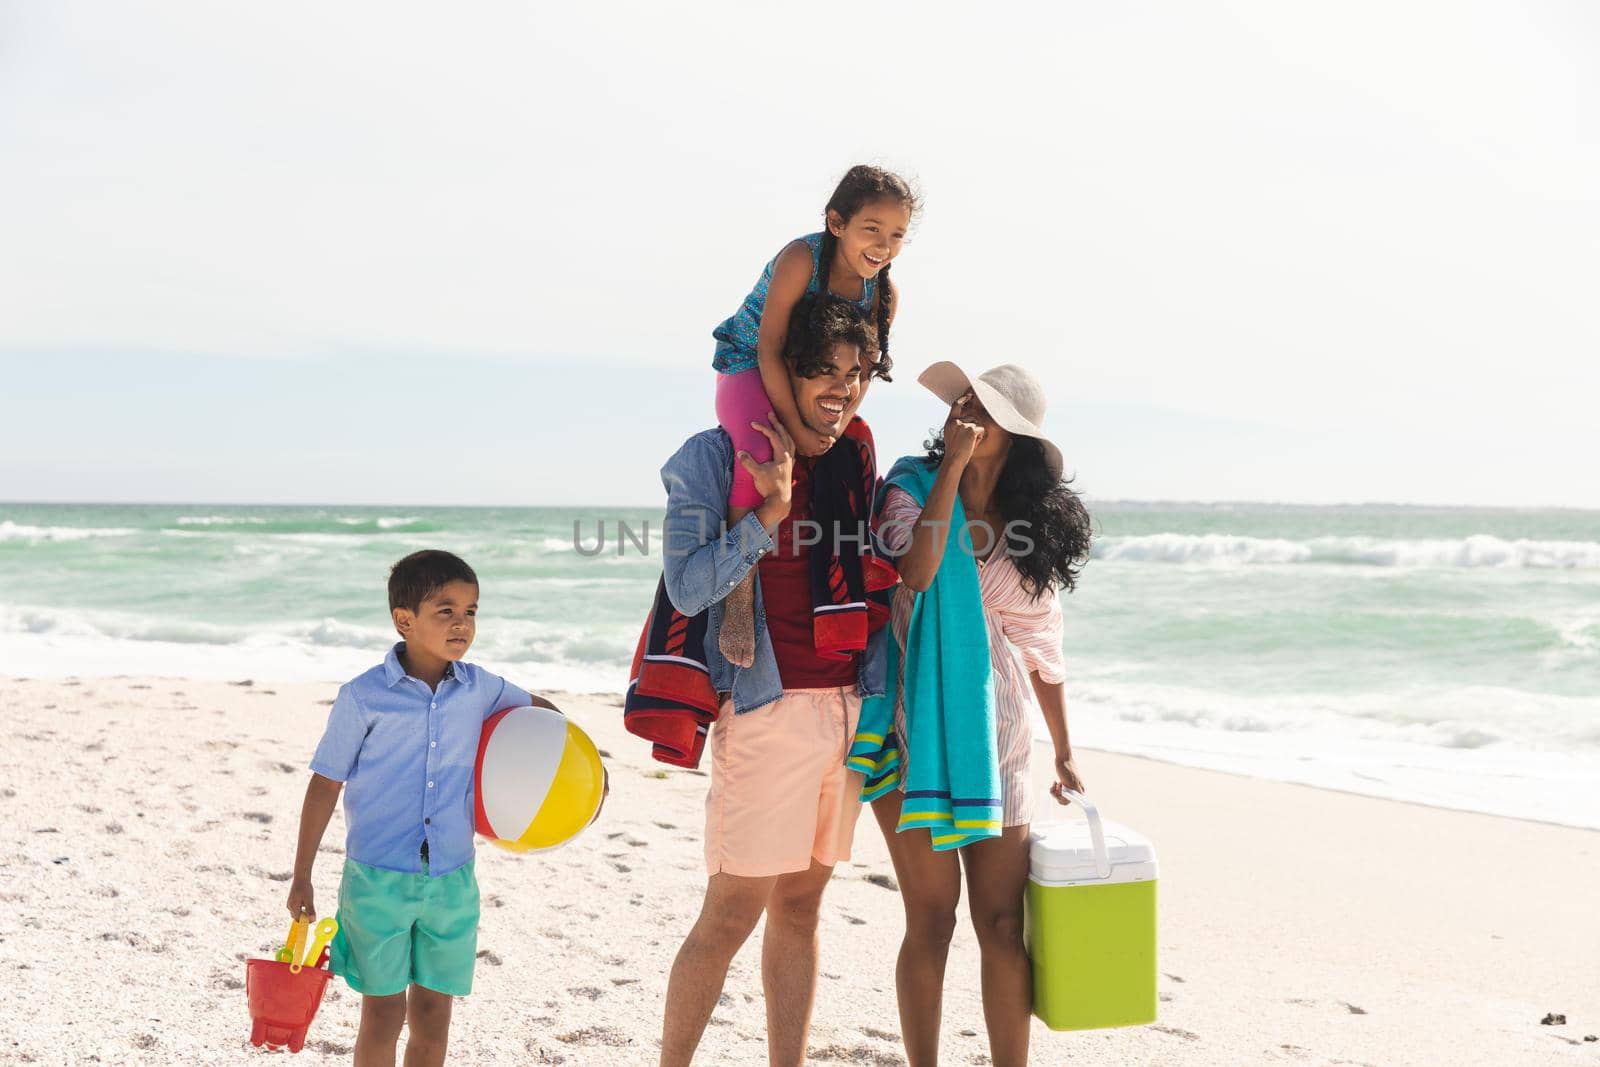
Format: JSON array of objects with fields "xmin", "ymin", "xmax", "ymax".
[
  {"xmin": 660, "ymin": 427, "xmax": 887, "ymax": 715},
  {"xmin": 310, "ymin": 643, "xmax": 532, "ymax": 876}
]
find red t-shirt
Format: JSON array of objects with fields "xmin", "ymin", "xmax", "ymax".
[{"xmin": 758, "ymin": 457, "xmax": 859, "ymax": 689}]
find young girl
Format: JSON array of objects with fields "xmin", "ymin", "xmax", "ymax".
[{"xmin": 711, "ymin": 164, "xmax": 919, "ymax": 667}]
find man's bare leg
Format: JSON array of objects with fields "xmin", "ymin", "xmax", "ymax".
[
  {"xmin": 660, "ymin": 872, "xmax": 775, "ymax": 1066},
  {"xmin": 760, "ymin": 860, "xmax": 835, "ymax": 1067}
]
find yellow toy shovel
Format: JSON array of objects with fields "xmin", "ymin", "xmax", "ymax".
[
  {"xmin": 275, "ymin": 917, "xmax": 308, "ymax": 965},
  {"xmin": 293, "ymin": 918, "xmax": 339, "ymax": 974}
]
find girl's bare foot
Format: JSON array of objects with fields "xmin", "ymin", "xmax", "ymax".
[{"xmin": 719, "ymin": 574, "xmax": 757, "ymax": 668}]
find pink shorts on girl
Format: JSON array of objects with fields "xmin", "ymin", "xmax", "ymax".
[{"xmin": 715, "ymin": 368, "xmax": 774, "ymax": 509}]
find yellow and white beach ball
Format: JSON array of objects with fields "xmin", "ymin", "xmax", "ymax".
[{"xmin": 474, "ymin": 706, "xmax": 605, "ymax": 852}]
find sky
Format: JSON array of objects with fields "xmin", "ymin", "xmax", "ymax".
[{"xmin": 1, "ymin": 1, "xmax": 1595, "ymax": 508}]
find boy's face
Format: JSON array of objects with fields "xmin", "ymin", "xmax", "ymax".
[
  {"xmin": 393, "ymin": 580, "xmax": 478, "ymax": 662},
  {"xmin": 792, "ymin": 342, "xmax": 863, "ymax": 439}
]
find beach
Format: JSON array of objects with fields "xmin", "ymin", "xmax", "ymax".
[
  {"xmin": 8, "ymin": 4, "xmax": 1598, "ymax": 1063},
  {"xmin": 2, "ymin": 675, "xmax": 1594, "ymax": 1066}
]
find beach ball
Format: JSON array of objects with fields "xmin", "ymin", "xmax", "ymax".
[{"xmin": 474, "ymin": 706, "xmax": 605, "ymax": 852}]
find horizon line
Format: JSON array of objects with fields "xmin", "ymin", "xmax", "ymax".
[{"xmin": 4, "ymin": 497, "xmax": 1598, "ymax": 515}]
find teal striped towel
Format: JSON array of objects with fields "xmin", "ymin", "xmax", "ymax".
[{"xmin": 847, "ymin": 455, "xmax": 1002, "ymax": 850}]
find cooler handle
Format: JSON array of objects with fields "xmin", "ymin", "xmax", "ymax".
[{"xmin": 1040, "ymin": 787, "xmax": 1111, "ymax": 881}]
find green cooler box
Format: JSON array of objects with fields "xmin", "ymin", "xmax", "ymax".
[{"xmin": 1024, "ymin": 789, "xmax": 1158, "ymax": 1031}]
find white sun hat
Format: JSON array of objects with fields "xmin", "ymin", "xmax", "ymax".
[{"xmin": 917, "ymin": 362, "xmax": 1065, "ymax": 482}]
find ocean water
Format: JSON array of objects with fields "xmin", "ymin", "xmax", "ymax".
[{"xmin": 4, "ymin": 502, "xmax": 1598, "ymax": 828}]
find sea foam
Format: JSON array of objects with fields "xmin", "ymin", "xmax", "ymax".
[
  {"xmin": 0, "ymin": 521, "xmax": 137, "ymax": 543},
  {"xmin": 1094, "ymin": 533, "xmax": 1600, "ymax": 569}
]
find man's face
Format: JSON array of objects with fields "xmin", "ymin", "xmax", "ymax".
[
  {"xmin": 792, "ymin": 342, "xmax": 863, "ymax": 438},
  {"xmin": 393, "ymin": 580, "xmax": 478, "ymax": 662}
]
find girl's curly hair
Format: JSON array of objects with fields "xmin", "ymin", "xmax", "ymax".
[{"xmin": 816, "ymin": 165, "xmax": 920, "ymax": 383}]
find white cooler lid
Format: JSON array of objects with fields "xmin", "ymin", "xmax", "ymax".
[{"xmin": 1029, "ymin": 817, "xmax": 1158, "ymax": 887}]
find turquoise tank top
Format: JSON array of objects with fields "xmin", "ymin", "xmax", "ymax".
[{"xmin": 711, "ymin": 232, "xmax": 878, "ymax": 374}]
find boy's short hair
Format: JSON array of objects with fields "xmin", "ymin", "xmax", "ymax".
[
  {"xmin": 784, "ymin": 294, "xmax": 880, "ymax": 379},
  {"xmin": 388, "ymin": 550, "xmax": 478, "ymax": 613}
]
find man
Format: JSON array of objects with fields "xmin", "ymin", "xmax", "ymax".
[{"xmin": 654, "ymin": 297, "xmax": 892, "ymax": 1067}]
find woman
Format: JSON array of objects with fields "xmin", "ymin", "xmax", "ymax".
[{"xmin": 861, "ymin": 362, "xmax": 1092, "ymax": 1067}]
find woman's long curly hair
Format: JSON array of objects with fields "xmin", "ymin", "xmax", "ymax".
[
  {"xmin": 922, "ymin": 430, "xmax": 1093, "ymax": 598},
  {"xmin": 815, "ymin": 165, "xmax": 920, "ymax": 383}
]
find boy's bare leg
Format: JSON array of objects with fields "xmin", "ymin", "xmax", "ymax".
[
  {"xmin": 760, "ymin": 860, "xmax": 835, "ymax": 1067},
  {"xmin": 402, "ymin": 985, "xmax": 454, "ymax": 1067},
  {"xmin": 660, "ymin": 872, "xmax": 776, "ymax": 1066},
  {"xmin": 718, "ymin": 505, "xmax": 758, "ymax": 668},
  {"xmin": 354, "ymin": 991, "xmax": 408, "ymax": 1067}
]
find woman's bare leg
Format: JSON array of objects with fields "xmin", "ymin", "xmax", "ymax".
[
  {"xmin": 871, "ymin": 792, "xmax": 963, "ymax": 1067},
  {"xmin": 961, "ymin": 825, "xmax": 1034, "ymax": 1067}
]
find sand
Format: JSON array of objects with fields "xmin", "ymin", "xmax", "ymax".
[{"xmin": 0, "ymin": 675, "xmax": 1595, "ymax": 1066}]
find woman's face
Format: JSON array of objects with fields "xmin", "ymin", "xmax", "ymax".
[{"xmin": 946, "ymin": 389, "xmax": 1011, "ymax": 463}]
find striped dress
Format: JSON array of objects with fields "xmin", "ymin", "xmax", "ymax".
[{"xmin": 879, "ymin": 487, "xmax": 1067, "ymax": 827}]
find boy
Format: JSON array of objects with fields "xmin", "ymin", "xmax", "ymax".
[{"xmin": 287, "ymin": 549, "xmax": 553, "ymax": 1066}]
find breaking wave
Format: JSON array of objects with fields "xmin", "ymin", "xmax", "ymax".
[{"xmin": 1094, "ymin": 533, "xmax": 1600, "ymax": 569}]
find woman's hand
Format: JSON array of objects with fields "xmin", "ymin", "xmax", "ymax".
[
  {"xmin": 944, "ymin": 393, "xmax": 985, "ymax": 468},
  {"xmin": 1048, "ymin": 750, "xmax": 1086, "ymax": 804}
]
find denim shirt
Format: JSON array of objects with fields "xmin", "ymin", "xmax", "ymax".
[{"xmin": 659, "ymin": 428, "xmax": 887, "ymax": 714}]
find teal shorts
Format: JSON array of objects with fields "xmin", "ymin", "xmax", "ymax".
[{"xmin": 330, "ymin": 858, "xmax": 480, "ymax": 997}]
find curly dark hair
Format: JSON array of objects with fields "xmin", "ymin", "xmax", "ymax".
[
  {"xmin": 784, "ymin": 294, "xmax": 879, "ymax": 379},
  {"xmin": 816, "ymin": 165, "xmax": 920, "ymax": 383},
  {"xmin": 922, "ymin": 431, "xmax": 1093, "ymax": 598}
]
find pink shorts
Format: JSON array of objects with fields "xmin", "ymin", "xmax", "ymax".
[
  {"xmin": 704, "ymin": 687, "xmax": 865, "ymax": 878},
  {"xmin": 715, "ymin": 368, "xmax": 774, "ymax": 509}
]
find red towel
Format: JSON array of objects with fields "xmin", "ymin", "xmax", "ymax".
[
  {"xmin": 808, "ymin": 419, "xmax": 898, "ymax": 660},
  {"xmin": 623, "ymin": 576, "xmax": 719, "ymax": 768}
]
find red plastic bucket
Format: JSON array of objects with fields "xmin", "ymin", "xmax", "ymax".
[{"xmin": 245, "ymin": 957, "xmax": 332, "ymax": 1053}]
